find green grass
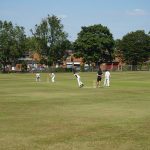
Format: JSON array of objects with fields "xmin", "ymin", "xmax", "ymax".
[{"xmin": 0, "ymin": 71, "xmax": 150, "ymax": 150}]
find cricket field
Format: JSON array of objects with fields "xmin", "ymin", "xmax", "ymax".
[{"xmin": 0, "ymin": 71, "xmax": 150, "ymax": 150}]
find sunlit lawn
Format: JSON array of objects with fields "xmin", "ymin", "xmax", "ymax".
[{"xmin": 0, "ymin": 71, "xmax": 150, "ymax": 150}]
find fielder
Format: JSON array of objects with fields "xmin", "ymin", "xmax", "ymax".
[
  {"xmin": 104, "ymin": 70, "xmax": 111, "ymax": 87},
  {"xmin": 36, "ymin": 73, "xmax": 40, "ymax": 82},
  {"xmin": 74, "ymin": 73, "xmax": 84, "ymax": 88},
  {"xmin": 50, "ymin": 72, "xmax": 55, "ymax": 83}
]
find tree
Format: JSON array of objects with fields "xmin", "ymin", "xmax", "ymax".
[
  {"xmin": 114, "ymin": 39, "xmax": 124, "ymax": 63},
  {"xmin": 31, "ymin": 14, "xmax": 69, "ymax": 66},
  {"xmin": 119, "ymin": 30, "xmax": 150, "ymax": 69},
  {"xmin": 25, "ymin": 36, "xmax": 39, "ymax": 52},
  {"xmin": 73, "ymin": 24, "xmax": 114, "ymax": 66},
  {"xmin": 0, "ymin": 20, "xmax": 26, "ymax": 72}
]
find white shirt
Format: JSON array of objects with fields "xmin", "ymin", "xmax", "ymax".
[
  {"xmin": 105, "ymin": 71, "xmax": 110, "ymax": 79},
  {"xmin": 51, "ymin": 73, "xmax": 55, "ymax": 78},
  {"xmin": 74, "ymin": 73, "xmax": 80, "ymax": 79},
  {"xmin": 36, "ymin": 73, "xmax": 40, "ymax": 78}
]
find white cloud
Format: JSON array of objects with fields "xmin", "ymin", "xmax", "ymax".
[{"xmin": 126, "ymin": 9, "xmax": 148, "ymax": 16}]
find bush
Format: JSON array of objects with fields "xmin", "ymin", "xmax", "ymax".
[{"xmin": 21, "ymin": 61, "xmax": 27, "ymax": 72}]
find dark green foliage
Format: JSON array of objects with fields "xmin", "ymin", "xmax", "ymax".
[
  {"xmin": 74, "ymin": 24, "xmax": 114, "ymax": 65},
  {"xmin": 21, "ymin": 61, "xmax": 27, "ymax": 72},
  {"xmin": 0, "ymin": 20, "xmax": 26, "ymax": 72},
  {"xmin": 119, "ymin": 30, "xmax": 150, "ymax": 66},
  {"xmin": 31, "ymin": 15, "xmax": 71, "ymax": 66},
  {"xmin": 25, "ymin": 37, "xmax": 39, "ymax": 52}
]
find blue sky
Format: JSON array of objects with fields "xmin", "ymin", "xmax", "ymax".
[{"xmin": 0, "ymin": 0, "xmax": 150, "ymax": 41}]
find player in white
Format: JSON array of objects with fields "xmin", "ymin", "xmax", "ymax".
[
  {"xmin": 104, "ymin": 70, "xmax": 111, "ymax": 87},
  {"xmin": 50, "ymin": 72, "xmax": 55, "ymax": 83},
  {"xmin": 36, "ymin": 73, "xmax": 40, "ymax": 82},
  {"xmin": 74, "ymin": 73, "xmax": 84, "ymax": 88}
]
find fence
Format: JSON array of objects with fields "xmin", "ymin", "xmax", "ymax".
[
  {"xmin": 43, "ymin": 64, "xmax": 150, "ymax": 73},
  {"xmin": 113, "ymin": 64, "xmax": 150, "ymax": 71},
  {"xmin": 1, "ymin": 64, "xmax": 150, "ymax": 73}
]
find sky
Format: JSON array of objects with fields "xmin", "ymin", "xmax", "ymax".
[{"xmin": 0, "ymin": 0, "xmax": 150, "ymax": 41}]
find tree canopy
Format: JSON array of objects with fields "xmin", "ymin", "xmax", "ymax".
[
  {"xmin": 0, "ymin": 20, "xmax": 26, "ymax": 72},
  {"xmin": 31, "ymin": 14, "xmax": 69, "ymax": 66},
  {"xmin": 119, "ymin": 30, "xmax": 150, "ymax": 66},
  {"xmin": 73, "ymin": 24, "xmax": 114, "ymax": 65},
  {"xmin": 1, "ymin": 16, "xmax": 150, "ymax": 72}
]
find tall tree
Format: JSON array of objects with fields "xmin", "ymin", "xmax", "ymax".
[
  {"xmin": 0, "ymin": 20, "xmax": 26, "ymax": 72},
  {"xmin": 74, "ymin": 24, "xmax": 114, "ymax": 66},
  {"xmin": 114, "ymin": 39, "xmax": 124, "ymax": 63},
  {"xmin": 31, "ymin": 15, "xmax": 69, "ymax": 66},
  {"xmin": 119, "ymin": 30, "xmax": 150, "ymax": 68},
  {"xmin": 25, "ymin": 36, "xmax": 39, "ymax": 52}
]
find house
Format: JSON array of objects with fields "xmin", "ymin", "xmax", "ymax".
[
  {"xmin": 16, "ymin": 51, "xmax": 43, "ymax": 71},
  {"xmin": 63, "ymin": 55, "xmax": 83, "ymax": 69}
]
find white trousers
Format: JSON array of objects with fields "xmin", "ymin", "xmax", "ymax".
[
  {"xmin": 36, "ymin": 77, "xmax": 40, "ymax": 82},
  {"xmin": 77, "ymin": 78, "xmax": 83, "ymax": 87},
  {"xmin": 51, "ymin": 77, "xmax": 55, "ymax": 82},
  {"xmin": 104, "ymin": 78, "xmax": 110, "ymax": 86}
]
